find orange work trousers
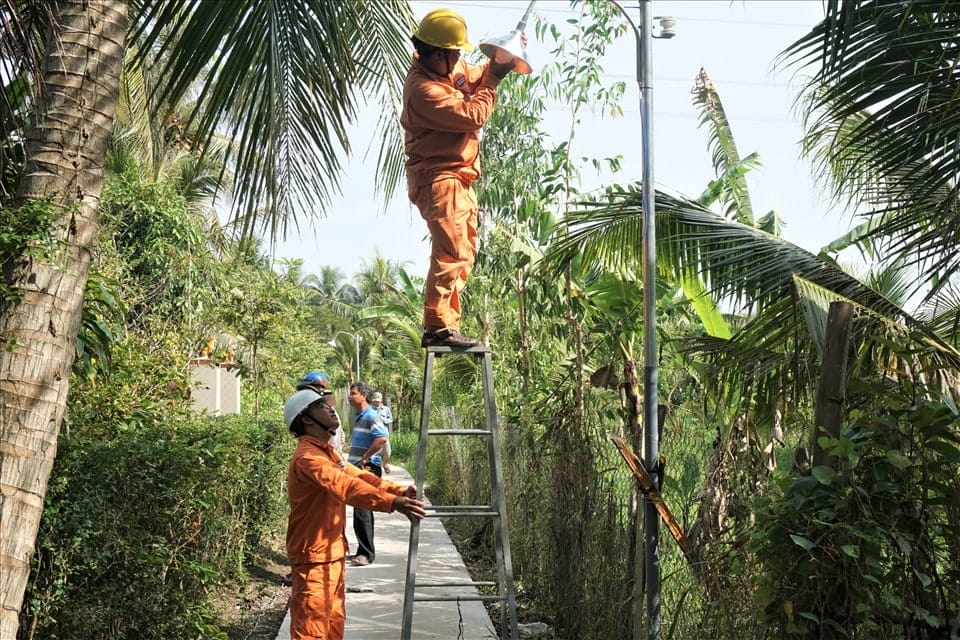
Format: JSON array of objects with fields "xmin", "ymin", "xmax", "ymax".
[
  {"xmin": 289, "ymin": 559, "xmax": 346, "ymax": 639},
  {"xmin": 411, "ymin": 177, "xmax": 478, "ymax": 331}
]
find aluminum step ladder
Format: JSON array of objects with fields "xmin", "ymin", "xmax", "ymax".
[{"xmin": 401, "ymin": 344, "xmax": 519, "ymax": 640}]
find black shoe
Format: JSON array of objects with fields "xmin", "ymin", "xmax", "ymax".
[{"xmin": 421, "ymin": 328, "xmax": 479, "ymax": 348}]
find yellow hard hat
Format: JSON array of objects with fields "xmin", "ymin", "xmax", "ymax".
[{"xmin": 413, "ymin": 8, "xmax": 474, "ymax": 52}]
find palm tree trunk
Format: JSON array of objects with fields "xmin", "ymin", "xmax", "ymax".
[{"xmin": 0, "ymin": 1, "xmax": 127, "ymax": 634}]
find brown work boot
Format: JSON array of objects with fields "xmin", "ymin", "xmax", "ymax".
[{"xmin": 421, "ymin": 328, "xmax": 479, "ymax": 348}]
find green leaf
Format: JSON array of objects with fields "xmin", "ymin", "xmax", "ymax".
[
  {"xmin": 840, "ymin": 544, "xmax": 860, "ymax": 558},
  {"xmin": 885, "ymin": 450, "xmax": 912, "ymax": 469},
  {"xmin": 790, "ymin": 534, "xmax": 816, "ymax": 551},
  {"xmin": 924, "ymin": 440, "xmax": 960, "ymax": 459},
  {"xmin": 783, "ymin": 0, "xmax": 960, "ymax": 286},
  {"xmin": 831, "ymin": 438, "xmax": 854, "ymax": 458},
  {"xmin": 678, "ymin": 272, "xmax": 731, "ymax": 339},
  {"xmin": 811, "ymin": 466, "xmax": 836, "ymax": 485}
]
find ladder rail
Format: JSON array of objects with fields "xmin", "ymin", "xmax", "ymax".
[
  {"xmin": 400, "ymin": 349, "xmax": 435, "ymax": 637},
  {"xmin": 481, "ymin": 351, "xmax": 519, "ymax": 640}
]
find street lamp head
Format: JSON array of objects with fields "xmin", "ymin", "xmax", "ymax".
[
  {"xmin": 653, "ymin": 16, "xmax": 676, "ymax": 39},
  {"xmin": 478, "ymin": 0, "xmax": 536, "ymax": 75}
]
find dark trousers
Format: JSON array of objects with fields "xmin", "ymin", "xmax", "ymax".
[{"xmin": 353, "ymin": 463, "xmax": 382, "ymax": 561}]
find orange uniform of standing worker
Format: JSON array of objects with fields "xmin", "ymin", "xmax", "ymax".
[
  {"xmin": 284, "ymin": 387, "xmax": 425, "ymax": 639},
  {"xmin": 401, "ymin": 7, "xmax": 521, "ymax": 348}
]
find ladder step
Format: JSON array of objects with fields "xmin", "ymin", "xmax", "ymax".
[
  {"xmin": 414, "ymin": 594, "xmax": 508, "ymax": 603},
  {"xmin": 429, "ymin": 505, "xmax": 493, "ymax": 512},
  {"xmin": 425, "ymin": 509, "xmax": 499, "ymax": 518},
  {"xmin": 426, "ymin": 428, "xmax": 491, "ymax": 436},
  {"xmin": 425, "ymin": 344, "xmax": 490, "ymax": 354},
  {"xmin": 415, "ymin": 581, "xmax": 497, "ymax": 588}
]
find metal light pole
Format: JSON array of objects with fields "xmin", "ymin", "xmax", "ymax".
[
  {"xmin": 354, "ymin": 333, "xmax": 361, "ymax": 381},
  {"xmin": 608, "ymin": 2, "xmax": 674, "ymax": 638},
  {"xmin": 639, "ymin": 5, "xmax": 660, "ymax": 636}
]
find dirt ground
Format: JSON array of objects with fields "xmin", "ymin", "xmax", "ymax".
[{"xmin": 217, "ymin": 537, "xmax": 290, "ymax": 640}]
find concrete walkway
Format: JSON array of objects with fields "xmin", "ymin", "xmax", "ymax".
[{"xmin": 275, "ymin": 465, "xmax": 499, "ymax": 639}]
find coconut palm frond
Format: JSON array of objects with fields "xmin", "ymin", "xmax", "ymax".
[
  {"xmin": 794, "ymin": 276, "xmax": 960, "ymax": 402},
  {"xmin": 114, "ymin": 42, "xmax": 157, "ymax": 171},
  {"xmin": 684, "ymin": 317, "xmax": 811, "ymax": 419},
  {"xmin": 689, "ymin": 271, "xmax": 960, "ymax": 413},
  {"xmin": 916, "ymin": 283, "xmax": 960, "ymax": 346},
  {"xmin": 349, "ymin": 1, "xmax": 415, "ymax": 206},
  {"xmin": 755, "ymin": 210, "xmax": 785, "ymax": 238},
  {"xmin": 306, "ymin": 287, "xmax": 358, "ymax": 319},
  {"xmin": 782, "ymin": 0, "xmax": 960, "ymax": 289},
  {"xmin": 797, "ymin": 84, "xmax": 955, "ymax": 277},
  {"xmin": 691, "ymin": 68, "xmax": 756, "ymax": 226},
  {"xmin": 550, "ymin": 188, "xmax": 899, "ymax": 319},
  {"xmin": 548, "ymin": 185, "xmax": 960, "ymax": 409},
  {"xmin": 135, "ymin": 0, "xmax": 414, "ymax": 243},
  {"xmin": 0, "ymin": 0, "xmax": 55, "ymax": 198},
  {"xmin": 354, "ymin": 252, "xmax": 408, "ymax": 300},
  {"xmin": 861, "ymin": 258, "xmax": 917, "ymax": 310}
]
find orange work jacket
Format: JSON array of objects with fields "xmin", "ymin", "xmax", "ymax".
[
  {"xmin": 286, "ymin": 435, "xmax": 406, "ymax": 566},
  {"xmin": 400, "ymin": 53, "xmax": 501, "ymax": 191}
]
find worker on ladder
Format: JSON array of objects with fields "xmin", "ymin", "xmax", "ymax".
[{"xmin": 400, "ymin": 7, "xmax": 524, "ymax": 348}]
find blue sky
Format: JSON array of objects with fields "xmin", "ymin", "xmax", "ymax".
[{"xmin": 276, "ymin": 1, "xmax": 851, "ymax": 282}]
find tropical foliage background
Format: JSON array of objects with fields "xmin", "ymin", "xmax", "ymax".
[{"xmin": 1, "ymin": 0, "xmax": 959, "ymax": 638}]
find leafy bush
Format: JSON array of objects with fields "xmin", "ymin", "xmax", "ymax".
[
  {"xmin": 21, "ymin": 414, "xmax": 291, "ymax": 639},
  {"xmin": 751, "ymin": 391, "xmax": 960, "ymax": 638},
  {"xmin": 388, "ymin": 429, "xmax": 420, "ymax": 465},
  {"xmin": 0, "ymin": 198, "xmax": 60, "ymax": 309}
]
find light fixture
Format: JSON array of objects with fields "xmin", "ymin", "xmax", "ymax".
[
  {"xmin": 653, "ymin": 16, "xmax": 676, "ymax": 39},
  {"xmin": 478, "ymin": 0, "xmax": 537, "ymax": 75}
]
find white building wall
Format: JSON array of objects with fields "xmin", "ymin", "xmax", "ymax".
[{"xmin": 189, "ymin": 359, "xmax": 241, "ymax": 415}]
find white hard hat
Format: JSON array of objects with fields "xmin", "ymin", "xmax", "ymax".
[{"xmin": 284, "ymin": 388, "xmax": 324, "ymax": 430}]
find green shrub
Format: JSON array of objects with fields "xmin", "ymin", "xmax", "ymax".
[
  {"xmin": 0, "ymin": 198, "xmax": 60, "ymax": 309},
  {"xmin": 388, "ymin": 429, "xmax": 420, "ymax": 466},
  {"xmin": 751, "ymin": 394, "xmax": 960, "ymax": 638},
  {"xmin": 21, "ymin": 414, "xmax": 292, "ymax": 639}
]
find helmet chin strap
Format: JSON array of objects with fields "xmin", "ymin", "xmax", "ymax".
[
  {"xmin": 327, "ymin": 407, "xmax": 342, "ymax": 436},
  {"xmin": 304, "ymin": 406, "xmax": 341, "ymax": 438}
]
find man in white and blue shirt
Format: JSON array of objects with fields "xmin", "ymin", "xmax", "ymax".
[
  {"xmin": 346, "ymin": 381, "xmax": 389, "ymax": 566},
  {"xmin": 371, "ymin": 391, "xmax": 393, "ymax": 473}
]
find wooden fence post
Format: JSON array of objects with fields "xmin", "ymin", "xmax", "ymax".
[{"xmin": 811, "ymin": 301, "xmax": 854, "ymax": 468}]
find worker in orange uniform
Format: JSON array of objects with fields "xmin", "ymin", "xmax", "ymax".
[
  {"xmin": 401, "ymin": 7, "xmax": 524, "ymax": 348},
  {"xmin": 284, "ymin": 387, "xmax": 426, "ymax": 639}
]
